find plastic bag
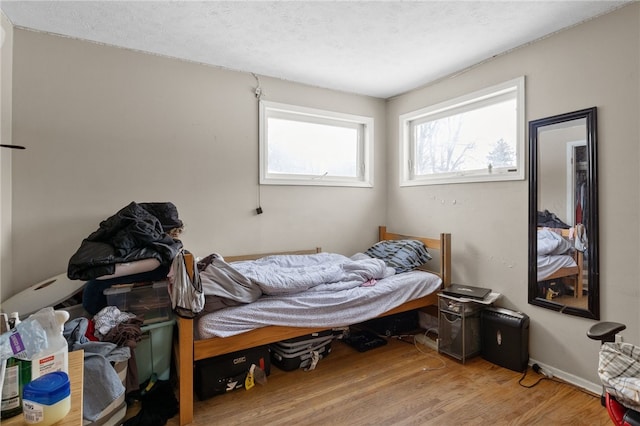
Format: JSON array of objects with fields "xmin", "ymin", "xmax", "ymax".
[{"xmin": 0, "ymin": 317, "xmax": 48, "ymax": 361}]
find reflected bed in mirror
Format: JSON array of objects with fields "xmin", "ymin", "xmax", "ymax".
[{"xmin": 528, "ymin": 107, "xmax": 599, "ymax": 319}]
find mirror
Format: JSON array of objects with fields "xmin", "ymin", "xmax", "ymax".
[{"xmin": 528, "ymin": 107, "xmax": 599, "ymax": 319}]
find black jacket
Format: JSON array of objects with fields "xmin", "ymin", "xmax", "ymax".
[{"xmin": 67, "ymin": 202, "xmax": 183, "ymax": 280}]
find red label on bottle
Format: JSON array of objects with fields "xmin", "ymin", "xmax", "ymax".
[{"xmin": 39, "ymin": 356, "xmax": 54, "ymax": 365}]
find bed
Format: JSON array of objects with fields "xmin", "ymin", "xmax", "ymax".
[
  {"xmin": 173, "ymin": 226, "xmax": 452, "ymax": 425},
  {"xmin": 537, "ymin": 227, "xmax": 584, "ymax": 298}
]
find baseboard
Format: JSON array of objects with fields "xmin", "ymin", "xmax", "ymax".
[{"xmin": 528, "ymin": 358, "xmax": 601, "ymax": 396}]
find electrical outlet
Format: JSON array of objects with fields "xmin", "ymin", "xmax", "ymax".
[{"xmin": 615, "ymin": 333, "xmax": 623, "ymax": 343}]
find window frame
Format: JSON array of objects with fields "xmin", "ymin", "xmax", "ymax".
[
  {"xmin": 259, "ymin": 100, "xmax": 374, "ymax": 187},
  {"xmin": 399, "ymin": 76, "xmax": 525, "ymax": 186}
]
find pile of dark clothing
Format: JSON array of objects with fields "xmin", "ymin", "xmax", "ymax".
[
  {"xmin": 67, "ymin": 201, "xmax": 184, "ymax": 314},
  {"xmin": 537, "ymin": 209, "xmax": 571, "ymax": 229},
  {"xmin": 123, "ymin": 379, "xmax": 178, "ymax": 426},
  {"xmin": 68, "ymin": 201, "xmax": 183, "ymax": 280}
]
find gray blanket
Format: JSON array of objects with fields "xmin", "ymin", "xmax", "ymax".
[{"xmin": 199, "ymin": 252, "xmax": 394, "ymax": 302}]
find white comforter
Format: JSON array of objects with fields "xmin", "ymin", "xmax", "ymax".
[
  {"xmin": 537, "ymin": 229, "xmax": 573, "ymax": 256},
  {"xmin": 200, "ymin": 252, "xmax": 395, "ymax": 302},
  {"xmin": 537, "ymin": 229, "xmax": 577, "ymax": 280}
]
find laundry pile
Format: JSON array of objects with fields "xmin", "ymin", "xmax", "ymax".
[
  {"xmin": 64, "ymin": 201, "xmax": 184, "ymax": 426},
  {"xmin": 63, "ymin": 306, "xmax": 142, "ymax": 424}
]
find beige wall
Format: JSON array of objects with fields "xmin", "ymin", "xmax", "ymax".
[
  {"xmin": 0, "ymin": 12, "xmax": 13, "ymax": 303},
  {"xmin": 2, "ymin": 3, "xmax": 638, "ymax": 393},
  {"xmin": 6, "ymin": 28, "xmax": 387, "ymax": 298},
  {"xmin": 386, "ymin": 3, "xmax": 639, "ymax": 389}
]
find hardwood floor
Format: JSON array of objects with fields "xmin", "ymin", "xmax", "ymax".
[{"xmin": 166, "ymin": 337, "xmax": 611, "ymax": 426}]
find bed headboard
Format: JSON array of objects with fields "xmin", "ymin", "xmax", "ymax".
[
  {"xmin": 221, "ymin": 227, "xmax": 451, "ymax": 287},
  {"xmin": 378, "ymin": 225, "xmax": 451, "ymax": 288}
]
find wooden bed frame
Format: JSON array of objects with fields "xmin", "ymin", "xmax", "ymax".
[
  {"xmin": 538, "ymin": 228, "xmax": 584, "ymax": 298},
  {"xmin": 173, "ymin": 226, "xmax": 451, "ymax": 425}
]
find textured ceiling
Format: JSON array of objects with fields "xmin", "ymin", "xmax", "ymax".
[{"xmin": 0, "ymin": 1, "xmax": 632, "ymax": 98}]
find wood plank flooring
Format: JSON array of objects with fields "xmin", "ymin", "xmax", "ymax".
[{"xmin": 165, "ymin": 337, "xmax": 611, "ymax": 425}]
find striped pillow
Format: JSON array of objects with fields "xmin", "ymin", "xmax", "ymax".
[{"xmin": 364, "ymin": 239, "xmax": 432, "ymax": 273}]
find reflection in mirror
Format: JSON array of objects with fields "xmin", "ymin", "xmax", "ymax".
[{"xmin": 528, "ymin": 107, "xmax": 599, "ymax": 319}]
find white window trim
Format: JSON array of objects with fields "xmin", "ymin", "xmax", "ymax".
[
  {"xmin": 259, "ymin": 100, "xmax": 374, "ymax": 187},
  {"xmin": 399, "ymin": 76, "xmax": 525, "ymax": 186}
]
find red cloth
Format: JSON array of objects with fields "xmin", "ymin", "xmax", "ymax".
[
  {"xmin": 85, "ymin": 319, "xmax": 99, "ymax": 341},
  {"xmin": 576, "ymin": 200, "xmax": 583, "ymax": 224}
]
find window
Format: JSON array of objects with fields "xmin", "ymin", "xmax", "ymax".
[
  {"xmin": 399, "ymin": 77, "xmax": 525, "ymax": 186},
  {"xmin": 259, "ymin": 101, "xmax": 373, "ymax": 187}
]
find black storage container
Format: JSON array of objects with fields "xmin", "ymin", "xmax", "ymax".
[
  {"xmin": 480, "ymin": 307, "xmax": 529, "ymax": 372},
  {"xmin": 194, "ymin": 345, "xmax": 271, "ymax": 400},
  {"xmin": 361, "ymin": 310, "xmax": 419, "ymax": 336}
]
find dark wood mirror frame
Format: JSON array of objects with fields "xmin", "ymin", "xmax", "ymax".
[{"xmin": 528, "ymin": 107, "xmax": 599, "ymax": 319}]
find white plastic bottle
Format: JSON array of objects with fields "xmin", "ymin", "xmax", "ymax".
[{"xmin": 28, "ymin": 308, "xmax": 69, "ymax": 380}]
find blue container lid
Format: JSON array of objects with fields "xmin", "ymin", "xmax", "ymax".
[{"xmin": 23, "ymin": 371, "xmax": 70, "ymax": 405}]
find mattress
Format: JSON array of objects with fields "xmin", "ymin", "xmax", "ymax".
[
  {"xmin": 197, "ymin": 269, "xmax": 441, "ymax": 338},
  {"xmin": 537, "ymin": 254, "xmax": 577, "ymax": 281}
]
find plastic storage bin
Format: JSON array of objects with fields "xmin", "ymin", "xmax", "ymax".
[
  {"xmin": 135, "ymin": 318, "xmax": 175, "ymax": 385},
  {"xmin": 103, "ymin": 281, "xmax": 171, "ymax": 324}
]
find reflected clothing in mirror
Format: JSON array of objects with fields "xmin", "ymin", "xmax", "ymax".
[{"xmin": 538, "ymin": 209, "xmax": 570, "ymax": 229}]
